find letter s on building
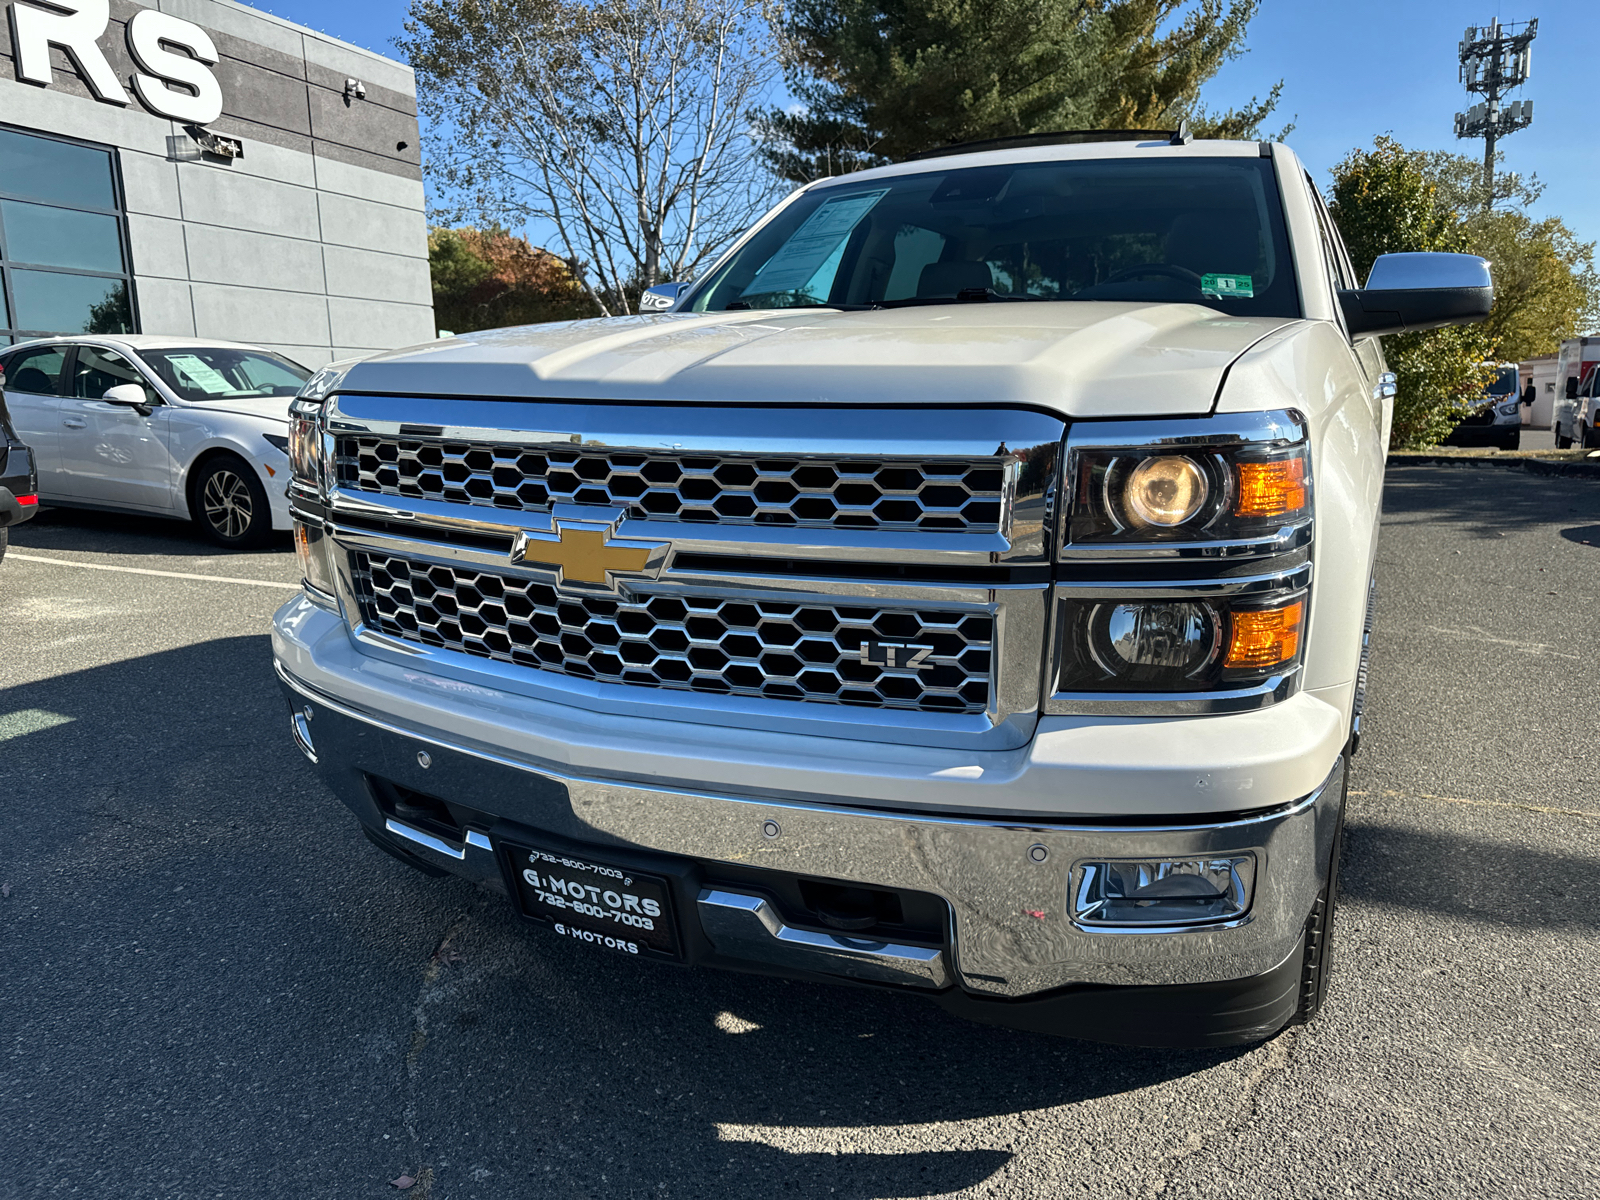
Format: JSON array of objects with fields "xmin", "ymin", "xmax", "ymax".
[{"xmin": 126, "ymin": 10, "xmax": 223, "ymax": 125}]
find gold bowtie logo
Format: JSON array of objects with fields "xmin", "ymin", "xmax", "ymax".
[{"xmin": 511, "ymin": 516, "xmax": 666, "ymax": 590}]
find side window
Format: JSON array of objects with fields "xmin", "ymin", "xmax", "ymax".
[
  {"xmin": 73, "ymin": 345, "xmax": 160, "ymax": 405},
  {"xmin": 1305, "ymin": 174, "xmax": 1355, "ymax": 293},
  {"xmin": 3, "ymin": 345, "xmax": 68, "ymax": 394}
]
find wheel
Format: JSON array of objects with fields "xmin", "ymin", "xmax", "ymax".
[
  {"xmin": 191, "ymin": 455, "xmax": 271, "ymax": 548},
  {"xmin": 1501, "ymin": 430, "xmax": 1520, "ymax": 452},
  {"xmin": 1556, "ymin": 427, "xmax": 1573, "ymax": 449},
  {"xmin": 1290, "ymin": 755, "xmax": 1349, "ymax": 1025}
]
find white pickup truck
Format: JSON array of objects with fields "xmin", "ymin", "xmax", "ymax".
[{"xmin": 273, "ymin": 132, "xmax": 1491, "ymax": 1047}]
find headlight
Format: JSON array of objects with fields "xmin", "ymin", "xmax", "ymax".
[
  {"xmin": 293, "ymin": 519, "xmax": 338, "ymax": 604},
  {"xmin": 1065, "ymin": 415, "xmax": 1310, "ymax": 547},
  {"xmin": 1123, "ymin": 456, "xmax": 1209, "ymax": 526},
  {"xmin": 262, "ymin": 433, "xmax": 289, "ymax": 455},
  {"xmin": 288, "ymin": 399, "xmax": 324, "ymax": 492},
  {"xmin": 1497, "ymin": 399, "xmax": 1521, "ymax": 417},
  {"xmin": 1057, "ymin": 592, "xmax": 1306, "ymax": 693},
  {"xmin": 1053, "ymin": 411, "xmax": 1311, "ymax": 709}
]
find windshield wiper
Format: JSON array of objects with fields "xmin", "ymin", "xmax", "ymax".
[
  {"xmin": 873, "ymin": 290, "xmax": 1050, "ymax": 309},
  {"xmin": 721, "ymin": 302, "xmax": 876, "ymax": 312}
]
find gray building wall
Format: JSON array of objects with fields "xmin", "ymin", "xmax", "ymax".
[{"xmin": 0, "ymin": 0, "xmax": 434, "ymax": 367}]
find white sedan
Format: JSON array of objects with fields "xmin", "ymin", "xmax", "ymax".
[{"xmin": 0, "ymin": 334, "xmax": 312, "ymax": 547}]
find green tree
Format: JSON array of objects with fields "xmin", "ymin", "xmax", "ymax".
[
  {"xmin": 1328, "ymin": 136, "xmax": 1497, "ymax": 449},
  {"xmin": 762, "ymin": 0, "xmax": 1284, "ymax": 181},
  {"xmin": 1415, "ymin": 150, "xmax": 1600, "ymax": 361},
  {"xmin": 429, "ymin": 226, "xmax": 593, "ymax": 333}
]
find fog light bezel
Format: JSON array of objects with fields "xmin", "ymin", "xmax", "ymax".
[{"xmin": 1070, "ymin": 854, "xmax": 1257, "ymax": 931}]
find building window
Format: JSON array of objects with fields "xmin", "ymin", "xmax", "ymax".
[{"xmin": 0, "ymin": 126, "xmax": 136, "ymax": 346}]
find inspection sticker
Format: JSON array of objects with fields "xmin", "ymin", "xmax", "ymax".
[{"xmin": 1201, "ymin": 273, "xmax": 1255, "ymax": 299}]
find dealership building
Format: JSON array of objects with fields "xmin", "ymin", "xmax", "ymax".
[{"xmin": 0, "ymin": 0, "xmax": 434, "ymax": 367}]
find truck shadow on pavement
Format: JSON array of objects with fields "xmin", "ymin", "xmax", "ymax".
[
  {"xmin": 1382, "ymin": 465, "xmax": 1600, "ymax": 537},
  {"xmin": 1340, "ymin": 819, "xmax": 1597, "ymax": 933},
  {"xmin": 2, "ymin": 635, "xmax": 1263, "ymax": 1197},
  {"xmin": 11, "ymin": 504, "xmax": 291, "ymax": 557},
  {"xmin": 1559, "ymin": 523, "xmax": 1600, "ymax": 548}
]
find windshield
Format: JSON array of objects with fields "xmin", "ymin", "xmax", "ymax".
[
  {"xmin": 1487, "ymin": 366, "xmax": 1518, "ymax": 395},
  {"xmin": 691, "ymin": 157, "xmax": 1299, "ymax": 317},
  {"xmin": 141, "ymin": 348, "xmax": 311, "ymax": 402}
]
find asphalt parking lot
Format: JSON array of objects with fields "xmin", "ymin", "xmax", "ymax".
[{"xmin": 2, "ymin": 464, "xmax": 1597, "ymax": 1200}]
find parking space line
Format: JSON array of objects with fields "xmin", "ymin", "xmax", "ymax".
[{"xmin": 7, "ymin": 552, "xmax": 299, "ymax": 590}]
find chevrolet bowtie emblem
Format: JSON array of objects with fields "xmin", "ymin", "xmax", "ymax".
[{"xmin": 511, "ymin": 514, "xmax": 667, "ymax": 591}]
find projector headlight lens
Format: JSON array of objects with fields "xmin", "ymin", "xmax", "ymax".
[{"xmin": 1123, "ymin": 455, "xmax": 1209, "ymax": 527}]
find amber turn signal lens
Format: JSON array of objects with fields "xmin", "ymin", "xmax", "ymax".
[
  {"xmin": 1234, "ymin": 457, "xmax": 1307, "ymax": 519},
  {"xmin": 1223, "ymin": 601, "xmax": 1304, "ymax": 670}
]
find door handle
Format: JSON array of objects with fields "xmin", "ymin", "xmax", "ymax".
[{"xmin": 63, "ymin": 418, "xmax": 88, "ymax": 429}]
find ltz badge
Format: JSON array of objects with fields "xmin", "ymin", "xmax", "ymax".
[{"xmin": 860, "ymin": 641, "xmax": 934, "ymax": 670}]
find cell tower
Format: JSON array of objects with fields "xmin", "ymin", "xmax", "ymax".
[{"xmin": 1454, "ymin": 18, "xmax": 1537, "ymax": 207}]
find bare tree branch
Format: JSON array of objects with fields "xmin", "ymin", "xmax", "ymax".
[{"xmin": 404, "ymin": 0, "xmax": 785, "ymax": 317}]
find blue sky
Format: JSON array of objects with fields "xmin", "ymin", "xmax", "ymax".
[{"xmin": 261, "ymin": 0, "xmax": 1597, "ymax": 252}]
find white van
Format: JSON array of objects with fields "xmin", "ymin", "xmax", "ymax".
[{"xmin": 1553, "ymin": 336, "xmax": 1600, "ymax": 448}]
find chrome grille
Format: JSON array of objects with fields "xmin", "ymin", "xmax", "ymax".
[
  {"xmin": 352, "ymin": 552, "xmax": 993, "ymax": 714},
  {"xmin": 336, "ymin": 437, "xmax": 1007, "ymax": 533}
]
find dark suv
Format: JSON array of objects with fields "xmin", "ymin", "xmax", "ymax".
[{"xmin": 0, "ymin": 360, "xmax": 40, "ymax": 560}]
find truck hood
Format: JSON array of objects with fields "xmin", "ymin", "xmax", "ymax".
[{"xmin": 340, "ymin": 303, "xmax": 1298, "ymax": 419}]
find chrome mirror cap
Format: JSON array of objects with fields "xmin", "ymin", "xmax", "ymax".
[
  {"xmin": 1364, "ymin": 252, "xmax": 1492, "ymax": 292},
  {"xmin": 640, "ymin": 282, "xmax": 691, "ymax": 312},
  {"xmin": 1339, "ymin": 252, "xmax": 1493, "ymax": 338}
]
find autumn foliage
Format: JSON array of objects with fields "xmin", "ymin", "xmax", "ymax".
[{"xmin": 427, "ymin": 226, "xmax": 593, "ymax": 334}]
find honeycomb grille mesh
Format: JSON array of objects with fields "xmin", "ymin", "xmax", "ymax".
[
  {"xmin": 336, "ymin": 437, "xmax": 1007, "ymax": 533},
  {"xmin": 352, "ymin": 552, "xmax": 993, "ymax": 714}
]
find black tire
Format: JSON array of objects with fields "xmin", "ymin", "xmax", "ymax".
[
  {"xmin": 1501, "ymin": 430, "xmax": 1520, "ymax": 452},
  {"xmin": 0, "ymin": 525, "xmax": 7, "ymax": 563},
  {"xmin": 1290, "ymin": 755, "xmax": 1349, "ymax": 1026},
  {"xmin": 1556, "ymin": 428, "xmax": 1573, "ymax": 449},
  {"xmin": 191, "ymin": 455, "xmax": 272, "ymax": 548}
]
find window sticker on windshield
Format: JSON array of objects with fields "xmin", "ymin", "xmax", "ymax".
[
  {"xmin": 740, "ymin": 189, "xmax": 889, "ymax": 297},
  {"xmin": 167, "ymin": 354, "xmax": 234, "ymax": 394},
  {"xmin": 1201, "ymin": 273, "xmax": 1255, "ymax": 299}
]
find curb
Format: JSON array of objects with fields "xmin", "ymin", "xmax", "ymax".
[{"xmin": 1388, "ymin": 454, "xmax": 1600, "ymax": 479}]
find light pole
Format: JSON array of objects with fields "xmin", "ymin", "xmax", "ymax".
[{"xmin": 1454, "ymin": 18, "xmax": 1537, "ymax": 208}]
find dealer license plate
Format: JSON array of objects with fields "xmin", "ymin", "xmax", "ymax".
[{"xmin": 504, "ymin": 841, "xmax": 681, "ymax": 962}]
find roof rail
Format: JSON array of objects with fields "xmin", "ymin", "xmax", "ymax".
[{"xmin": 902, "ymin": 120, "xmax": 1194, "ymax": 162}]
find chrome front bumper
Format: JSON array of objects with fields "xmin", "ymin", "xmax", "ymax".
[{"xmin": 278, "ymin": 660, "xmax": 1342, "ymax": 999}]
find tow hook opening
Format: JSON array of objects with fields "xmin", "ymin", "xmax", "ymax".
[
  {"xmin": 368, "ymin": 775, "xmax": 463, "ymax": 843},
  {"xmin": 798, "ymin": 880, "xmax": 905, "ymax": 932}
]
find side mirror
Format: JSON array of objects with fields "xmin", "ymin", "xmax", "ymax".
[
  {"xmin": 1338, "ymin": 252, "xmax": 1493, "ymax": 338},
  {"xmin": 640, "ymin": 282, "xmax": 690, "ymax": 312},
  {"xmin": 103, "ymin": 383, "xmax": 154, "ymax": 416},
  {"xmin": 1567, "ymin": 377, "xmax": 1580, "ymax": 400}
]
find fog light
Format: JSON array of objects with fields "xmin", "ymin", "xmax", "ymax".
[{"xmin": 1072, "ymin": 856, "xmax": 1255, "ymax": 927}]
